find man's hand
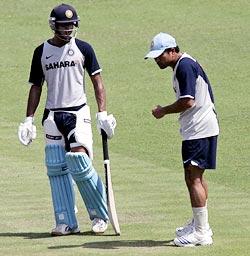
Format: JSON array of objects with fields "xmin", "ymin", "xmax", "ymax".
[
  {"xmin": 152, "ymin": 105, "xmax": 166, "ymax": 119},
  {"xmin": 18, "ymin": 116, "xmax": 37, "ymax": 146},
  {"xmin": 96, "ymin": 111, "xmax": 116, "ymax": 139}
]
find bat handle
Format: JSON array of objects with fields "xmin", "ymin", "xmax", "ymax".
[{"xmin": 101, "ymin": 129, "xmax": 109, "ymax": 160}]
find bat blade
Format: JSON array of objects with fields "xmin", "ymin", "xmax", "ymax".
[
  {"xmin": 101, "ymin": 130, "xmax": 121, "ymax": 235},
  {"xmin": 104, "ymin": 160, "xmax": 121, "ymax": 235}
]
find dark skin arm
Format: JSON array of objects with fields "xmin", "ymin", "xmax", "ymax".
[
  {"xmin": 91, "ymin": 73, "xmax": 106, "ymax": 112},
  {"xmin": 26, "ymin": 84, "xmax": 42, "ymax": 117},
  {"xmin": 152, "ymin": 98, "xmax": 195, "ymax": 119},
  {"xmin": 72, "ymin": 73, "xmax": 107, "ymax": 153}
]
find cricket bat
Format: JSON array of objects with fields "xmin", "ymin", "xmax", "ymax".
[{"xmin": 101, "ymin": 129, "xmax": 121, "ymax": 235}]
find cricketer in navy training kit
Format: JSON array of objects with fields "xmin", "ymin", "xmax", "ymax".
[
  {"xmin": 145, "ymin": 32, "xmax": 219, "ymax": 247},
  {"xmin": 18, "ymin": 3, "xmax": 117, "ymax": 236}
]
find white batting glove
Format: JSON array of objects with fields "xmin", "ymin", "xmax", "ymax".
[
  {"xmin": 96, "ymin": 111, "xmax": 117, "ymax": 139},
  {"xmin": 18, "ymin": 116, "xmax": 37, "ymax": 146}
]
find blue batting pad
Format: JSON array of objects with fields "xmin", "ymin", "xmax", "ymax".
[
  {"xmin": 66, "ymin": 152, "xmax": 109, "ymax": 221},
  {"xmin": 45, "ymin": 144, "xmax": 78, "ymax": 229}
]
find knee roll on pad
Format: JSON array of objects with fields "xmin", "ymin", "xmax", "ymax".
[
  {"xmin": 66, "ymin": 152, "xmax": 108, "ymax": 221},
  {"xmin": 45, "ymin": 144, "xmax": 69, "ymax": 176},
  {"xmin": 45, "ymin": 144, "xmax": 78, "ymax": 229}
]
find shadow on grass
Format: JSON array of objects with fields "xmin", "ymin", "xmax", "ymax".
[
  {"xmin": 0, "ymin": 232, "xmax": 176, "ymax": 249},
  {"xmin": 0, "ymin": 232, "xmax": 51, "ymax": 239},
  {"xmin": 48, "ymin": 239, "xmax": 175, "ymax": 250},
  {"xmin": 0, "ymin": 231, "xmax": 113, "ymax": 239}
]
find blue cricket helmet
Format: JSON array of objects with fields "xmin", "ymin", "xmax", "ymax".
[{"xmin": 49, "ymin": 3, "xmax": 80, "ymax": 30}]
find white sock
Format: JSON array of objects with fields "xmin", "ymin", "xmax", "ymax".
[{"xmin": 192, "ymin": 206, "xmax": 209, "ymax": 235}]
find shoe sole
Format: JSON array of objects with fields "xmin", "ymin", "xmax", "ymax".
[
  {"xmin": 92, "ymin": 226, "xmax": 108, "ymax": 234},
  {"xmin": 51, "ymin": 230, "xmax": 80, "ymax": 236},
  {"xmin": 92, "ymin": 231, "xmax": 105, "ymax": 235},
  {"xmin": 92, "ymin": 228, "xmax": 107, "ymax": 235},
  {"xmin": 174, "ymin": 237, "xmax": 213, "ymax": 247},
  {"xmin": 176, "ymin": 228, "xmax": 213, "ymax": 237}
]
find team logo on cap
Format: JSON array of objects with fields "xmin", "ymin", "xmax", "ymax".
[{"xmin": 65, "ymin": 10, "xmax": 73, "ymax": 19}]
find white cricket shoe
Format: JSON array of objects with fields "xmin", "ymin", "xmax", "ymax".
[
  {"xmin": 92, "ymin": 218, "xmax": 108, "ymax": 234},
  {"xmin": 176, "ymin": 219, "xmax": 213, "ymax": 237},
  {"xmin": 51, "ymin": 224, "xmax": 80, "ymax": 236},
  {"xmin": 174, "ymin": 230, "xmax": 213, "ymax": 247}
]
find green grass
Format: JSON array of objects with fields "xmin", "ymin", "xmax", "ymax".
[{"xmin": 0, "ymin": 0, "xmax": 249, "ymax": 255}]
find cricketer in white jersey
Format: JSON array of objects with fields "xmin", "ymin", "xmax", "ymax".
[
  {"xmin": 145, "ymin": 32, "xmax": 219, "ymax": 247},
  {"xmin": 18, "ymin": 3, "xmax": 116, "ymax": 236}
]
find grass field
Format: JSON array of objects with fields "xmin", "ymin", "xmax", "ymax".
[{"xmin": 0, "ymin": 0, "xmax": 249, "ymax": 255}]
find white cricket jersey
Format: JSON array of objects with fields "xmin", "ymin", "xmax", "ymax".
[
  {"xmin": 29, "ymin": 37, "xmax": 102, "ymax": 109},
  {"xmin": 173, "ymin": 53, "xmax": 219, "ymax": 140}
]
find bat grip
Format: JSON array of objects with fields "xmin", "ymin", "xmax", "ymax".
[{"xmin": 101, "ymin": 129, "xmax": 109, "ymax": 160}]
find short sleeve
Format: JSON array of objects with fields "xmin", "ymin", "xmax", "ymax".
[
  {"xmin": 75, "ymin": 39, "xmax": 101, "ymax": 76},
  {"xmin": 28, "ymin": 44, "xmax": 45, "ymax": 86},
  {"xmin": 176, "ymin": 58, "xmax": 198, "ymax": 99}
]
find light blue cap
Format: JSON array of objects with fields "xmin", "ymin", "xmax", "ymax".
[{"xmin": 145, "ymin": 32, "xmax": 177, "ymax": 59}]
